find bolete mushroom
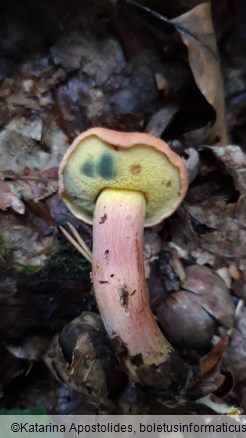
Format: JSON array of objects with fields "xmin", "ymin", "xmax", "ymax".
[{"xmin": 59, "ymin": 128, "xmax": 188, "ymax": 387}]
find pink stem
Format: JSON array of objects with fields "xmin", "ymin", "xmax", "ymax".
[{"xmin": 92, "ymin": 188, "xmax": 172, "ymax": 382}]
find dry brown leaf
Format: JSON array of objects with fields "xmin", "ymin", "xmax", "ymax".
[
  {"xmin": 227, "ymin": 306, "xmax": 246, "ymax": 383},
  {"xmin": 157, "ymin": 265, "xmax": 235, "ymax": 349},
  {"xmin": 157, "ymin": 290, "xmax": 216, "ymax": 348},
  {"xmin": 210, "ymin": 145, "xmax": 246, "ymax": 227},
  {"xmin": 145, "ymin": 105, "xmax": 179, "ymax": 137},
  {"xmin": 45, "ymin": 312, "xmax": 120, "ymax": 411},
  {"xmin": 199, "ymin": 337, "xmax": 229, "ymax": 377},
  {"xmin": 182, "ymin": 265, "xmax": 235, "ymax": 328},
  {"xmin": 0, "ymin": 209, "xmax": 57, "ymax": 268},
  {"xmin": 171, "ymin": 3, "xmax": 228, "ymax": 145},
  {"xmin": 0, "ymin": 168, "xmax": 58, "ymax": 214},
  {"xmin": 0, "ymin": 119, "xmax": 68, "ymax": 173},
  {"xmin": 7, "ymin": 334, "xmax": 52, "ymax": 361},
  {"xmin": 0, "ymin": 181, "xmax": 25, "ymax": 214},
  {"xmin": 184, "ymin": 195, "xmax": 246, "ymax": 258}
]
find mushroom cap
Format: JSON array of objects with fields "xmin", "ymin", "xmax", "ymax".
[{"xmin": 59, "ymin": 128, "xmax": 188, "ymax": 227}]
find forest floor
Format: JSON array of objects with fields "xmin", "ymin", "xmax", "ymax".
[{"xmin": 0, "ymin": 0, "xmax": 245, "ymax": 414}]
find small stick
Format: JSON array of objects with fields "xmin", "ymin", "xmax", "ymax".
[
  {"xmin": 60, "ymin": 225, "xmax": 92, "ymax": 263},
  {"xmin": 67, "ymin": 222, "xmax": 92, "ymax": 260}
]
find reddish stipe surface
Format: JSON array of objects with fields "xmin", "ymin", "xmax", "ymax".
[{"xmin": 92, "ymin": 189, "xmax": 172, "ymax": 380}]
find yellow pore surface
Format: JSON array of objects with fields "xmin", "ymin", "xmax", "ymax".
[{"xmin": 62, "ymin": 135, "xmax": 182, "ymax": 226}]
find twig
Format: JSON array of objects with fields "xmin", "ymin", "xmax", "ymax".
[{"xmin": 60, "ymin": 223, "xmax": 92, "ymax": 263}]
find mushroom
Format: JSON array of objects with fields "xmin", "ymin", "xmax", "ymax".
[{"xmin": 59, "ymin": 128, "xmax": 188, "ymax": 387}]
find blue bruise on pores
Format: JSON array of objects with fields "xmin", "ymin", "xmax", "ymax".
[
  {"xmin": 97, "ymin": 152, "xmax": 116, "ymax": 180},
  {"xmin": 81, "ymin": 161, "xmax": 95, "ymax": 177},
  {"xmin": 81, "ymin": 152, "xmax": 116, "ymax": 180}
]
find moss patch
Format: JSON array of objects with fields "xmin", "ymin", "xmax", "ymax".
[{"xmin": 0, "ymin": 232, "xmax": 14, "ymax": 262}]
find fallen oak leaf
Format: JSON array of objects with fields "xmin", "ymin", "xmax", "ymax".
[
  {"xmin": 171, "ymin": 3, "xmax": 228, "ymax": 145},
  {"xmin": 127, "ymin": 1, "xmax": 228, "ymax": 145}
]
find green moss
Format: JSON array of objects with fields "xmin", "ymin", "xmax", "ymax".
[
  {"xmin": 45, "ymin": 242, "xmax": 91, "ymax": 275},
  {"xmin": 0, "ymin": 231, "xmax": 91, "ymax": 276},
  {"xmin": 0, "ymin": 405, "xmax": 46, "ymax": 415},
  {"xmin": 18, "ymin": 266, "xmax": 39, "ymax": 275},
  {"xmin": 0, "ymin": 232, "xmax": 14, "ymax": 261}
]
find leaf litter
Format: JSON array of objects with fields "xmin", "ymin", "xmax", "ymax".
[{"xmin": 0, "ymin": 0, "xmax": 245, "ymax": 414}]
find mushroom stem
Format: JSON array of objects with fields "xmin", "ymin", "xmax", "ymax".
[{"xmin": 93, "ymin": 188, "xmax": 172, "ymax": 383}]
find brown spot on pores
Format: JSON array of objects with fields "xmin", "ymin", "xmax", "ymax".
[
  {"xmin": 130, "ymin": 164, "xmax": 141, "ymax": 175},
  {"xmin": 162, "ymin": 179, "xmax": 172, "ymax": 187}
]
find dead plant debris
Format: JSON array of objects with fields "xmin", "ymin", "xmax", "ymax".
[{"xmin": 0, "ymin": 0, "xmax": 245, "ymax": 414}]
